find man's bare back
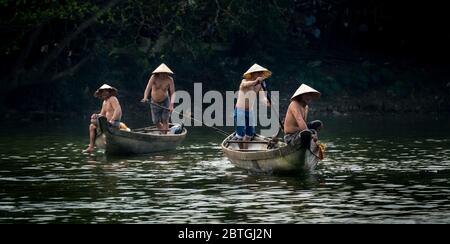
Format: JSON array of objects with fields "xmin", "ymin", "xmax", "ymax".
[
  {"xmin": 284, "ymin": 101, "xmax": 308, "ymax": 134},
  {"xmin": 236, "ymin": 76, "xmax": 266, "ymax": 110}
]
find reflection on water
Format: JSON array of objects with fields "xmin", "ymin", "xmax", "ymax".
[{"xmin": 0, "ymin": 115, "xmax": 449, "ymax": 223}]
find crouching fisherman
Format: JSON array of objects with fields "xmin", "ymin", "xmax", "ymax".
[
  {"xmin": 84, "ymin": 84, "xmax": 123, "ymax": 153},
  {"xmin": 284, "ymin": 84, "xmax": 323, "ymax": 148}
]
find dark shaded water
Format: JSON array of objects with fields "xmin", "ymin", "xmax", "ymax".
[{"xmin": 0, "ymin": 115, "xmax": 449, "ymax": 223}]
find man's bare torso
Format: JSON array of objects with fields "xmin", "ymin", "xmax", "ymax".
[
  {"xmin": 152, "ymin": 77, "xmax": 171, "ymax": 102},
  {"xmin": 102, "ymin": 96, "xmax": 121, "ymax": 121}
]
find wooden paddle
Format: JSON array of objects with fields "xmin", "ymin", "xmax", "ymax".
[{"xmin": 260, "ymin": 81, "xmax": 284, "ymax": 139}]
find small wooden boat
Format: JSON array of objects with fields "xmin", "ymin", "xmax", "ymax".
[
  {"xmin": 221, "ymin": 132, "xmax": 320, "ymax": 174},
  {"xmin": 95, "ymin": 116, "xmax": 187, "ymax": 155}
]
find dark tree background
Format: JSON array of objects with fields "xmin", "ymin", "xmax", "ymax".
[{"xmin": 1, "ymin": 0, "xmax": 449, "ymax": 119}]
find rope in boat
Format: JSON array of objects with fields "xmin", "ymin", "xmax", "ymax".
[
  {"xmin": 308, "ymin": 142, "xmax": 325, "ymax": 160},
  {"xmin": 146, "ymin": 101, "xmax": 231, "ymax": 137},
  {"xmin": 308, "ymin": 148, "xmax": 321, "ymax": 159}
]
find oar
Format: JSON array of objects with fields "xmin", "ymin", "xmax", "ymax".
[
  {"xmin": 260, "ymin": 81, "xmax": 284, "ymax": 139},
  {"xmin": 146, "ymin": 101, "xmax": 231, "ymax": 137}
]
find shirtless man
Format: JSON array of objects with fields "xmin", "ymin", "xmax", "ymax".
[
  {"xmin": 234, "ymin": 64, "xmax": 272, "ymax": 148},
  {"xmin": 84, "ymin": 84, "xmax": 122, "ymax": 153},
  {"xmin": 284, "ymin": 84, "xmax": 323, "ymax": 146},
  {"xmin": 141, "ymin": 63, "xmax": 175, "ymax": 134}
]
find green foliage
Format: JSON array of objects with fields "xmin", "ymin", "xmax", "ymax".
[
  {"xmin": 1, "ymin": 0, "xmax": 448, "ymax": 114},
  {"xmin": 3, "ymin": 0, "xmax": 99, "ymax": 23}
]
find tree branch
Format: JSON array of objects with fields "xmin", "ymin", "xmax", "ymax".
[
  {"xmin": 50, "ymin": 54, "xmax": 93, "ymax": 81},
  {"xmin": 13, "ymin": 23, "xmax": 45, "ymax": 77},
  {"xmin": 39, "ymin": 0, "xmax": 122, "ymax": 73}
]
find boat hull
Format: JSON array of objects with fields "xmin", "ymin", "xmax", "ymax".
[
  {"xmin": 95, "ymin": 117, "xmax": 186, "ymax": 155},
  {"xmin": 221, "ymin": 134, "xmax": 319, "ymax": 174}
]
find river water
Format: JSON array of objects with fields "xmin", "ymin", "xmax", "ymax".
[{"xmin": 0, "ymin": 115, "xmax": 449, "ymax": 223}]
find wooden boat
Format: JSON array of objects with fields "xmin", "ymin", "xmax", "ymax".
[
  {"xmin": 95, "ymin": 116, "xmax": 187, "ymax": 155},
  {"xmin": 221, "ymin": 133, "xmax": 320, "ymax": 174}
]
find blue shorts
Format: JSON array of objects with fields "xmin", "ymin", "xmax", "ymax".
[{"xmin": 233, "ymin": 108, "xmax": 255, "ymax": 138}]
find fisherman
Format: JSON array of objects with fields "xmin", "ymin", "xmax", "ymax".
[
  {"xmin": 234, "ymin": 63, "xmax": 272, "ymax": 148},
  {"xmin": 284, "ymin": 84, "xmax": 323, "ymax": 147},
  {"xmin": 141, "ymin": 63, "xmax": 175, "ymax": 134},
  {"xmin": 84, "ymin": 84, "xmax": 122, "ymax": 153}
]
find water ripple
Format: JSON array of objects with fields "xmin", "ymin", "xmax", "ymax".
[{"xmin": 1, "ymin": 121, "xmax": 450, "ymax": 223}]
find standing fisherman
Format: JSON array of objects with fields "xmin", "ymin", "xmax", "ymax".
[
  {"xmin": 234, "ymin": 63, "xmax": 272, "ymax": 148},
  {"xmin": 141, "ymin": 63, "xmax": 175, "ymax": 134}
]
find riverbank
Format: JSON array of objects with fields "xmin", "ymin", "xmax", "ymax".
[
  {"xmin": 2, "ymin": 56, "xmax": 449, "ymax": 122},
  {"xmin": 2, "ymin": 97, "xmax": 449, "ymax": 124}
]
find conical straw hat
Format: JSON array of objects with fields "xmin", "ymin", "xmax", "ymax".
[
  {"xmin": 152, "ymin": 63, "xmax": 174, "ymax": 74},
  {"xmin": 291, "ymin": 84, "xmax": 320, "ymax": 100},
  {"xmin": 94, "ymin": 84, "xmax": 118, "ymax": 97},
  {"xmin": 243, "ymin": 63, "xmax": 272, "ymax": 79}
]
